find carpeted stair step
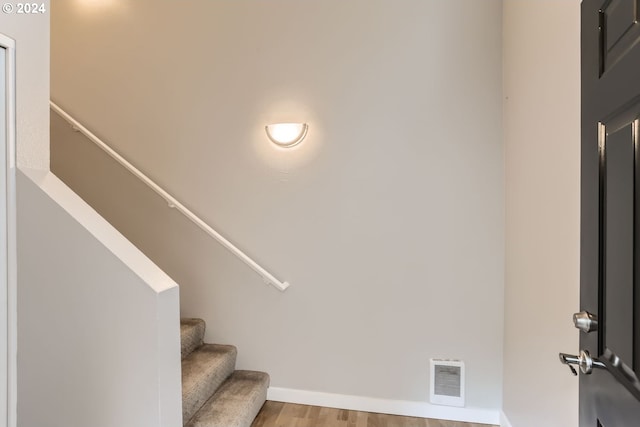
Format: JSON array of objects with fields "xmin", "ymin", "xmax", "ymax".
[
  {"xmin": 182, "ymin": 344, "xmax": 237, "ymax": 424},
  {"xmin": 181, "ymin": 318, "xmax": 206, "ymax": 360},
  {"xmin": 185, "ymin": 370, "xmax": 270, "ymax": 427}
]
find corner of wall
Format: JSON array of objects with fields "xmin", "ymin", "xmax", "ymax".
[
  {"xmin": 500, "ymin": 410, "xmax": 513, "ymax": 427},
  {"xmin": 502, "ymin": 1, "xmax": 580, "ymax": 426}
]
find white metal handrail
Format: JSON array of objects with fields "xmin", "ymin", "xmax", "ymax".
[{"xmin": 50, "ymin": 101, "xmax": 290, "ymax": 292}]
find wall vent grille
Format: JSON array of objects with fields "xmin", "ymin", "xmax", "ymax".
[{"xmin": 429, "ymin": 359, "xmax": 465, "ymax": 407}]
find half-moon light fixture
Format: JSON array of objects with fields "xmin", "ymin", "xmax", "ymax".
[{"xmin": 265, "ymin": 123, "xmax": 308, "ymax": 147}]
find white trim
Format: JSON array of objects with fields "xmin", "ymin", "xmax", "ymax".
[
  {"xmin": 0, "ymin": 32, "xmax": 16, "ymax": 427},
  {"xmin": 500, "ymin": 410, "xmax": 513, "ymax": 427},
  {"xmin": 49, "ymin": 101, "xmax": 289, "ymax": 292},
  {"xmin": 267, "ymin": 387, "xmax": 500, "ymax": 425}
]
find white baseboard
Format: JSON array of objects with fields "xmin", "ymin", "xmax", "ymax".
[
  {"xmin": 500, "ymin": 410, "xmax": 513, "ymax": 427},
  {"xmin": 267, "ymin": 387, "xmax": 500, "ymax": 425}
]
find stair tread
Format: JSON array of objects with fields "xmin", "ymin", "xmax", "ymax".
[
  {"xmin": 182, "ymin": 344, "xmax": 237, "ymax": 425},
  {"xmin": 185, "ymin": 370, "xmax": 270, "ymax": 427},
  {"xmin": 181, "ymin": 318, "xmax": 206, "ymax": 360}
]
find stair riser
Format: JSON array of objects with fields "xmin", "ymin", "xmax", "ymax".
[
  {"xmin": 182, "ymin": 344, "xmax": 237, "ymax": 424},
  {"xmin": 186, "ymin": 371, "xmax": 269, "ymax": 427},
  {"xmin": 180, "ymin": 318, "xmax": 206, "ymax": 360}
]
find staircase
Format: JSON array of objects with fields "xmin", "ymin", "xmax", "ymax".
[{"xmin": 181, "ymin": 318, "xmax": 269, "ymax": 427}]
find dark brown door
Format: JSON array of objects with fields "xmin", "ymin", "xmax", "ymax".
[{"xmin": 579, "ymin": 0, "xmax": 640, "ymax": 425}]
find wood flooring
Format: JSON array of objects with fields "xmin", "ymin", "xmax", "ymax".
[{"xmin": 251, "ymin": 401, "xmax": 497, "ymax": 427}]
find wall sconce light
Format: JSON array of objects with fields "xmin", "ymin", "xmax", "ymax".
[{"xmin": 265, "ymin": 123, "xmax": 308, "ymax": 147}]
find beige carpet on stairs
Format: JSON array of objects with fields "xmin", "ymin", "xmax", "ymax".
[{"xmin": 180, "ymin": 318, "xmax": 269, "ymax": 427}]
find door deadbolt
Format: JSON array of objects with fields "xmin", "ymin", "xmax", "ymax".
[{"xmin": 573, "ymin": 311, "xmax": 598, "ymax": 333}]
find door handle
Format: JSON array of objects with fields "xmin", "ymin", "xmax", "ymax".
[
  {"xmin": 573, "ymin": 311, "xmax": 598, "ymax": 333},
  {"xmin": 559, "ymin": 350, "xmax": 605, "ymax": 375}
]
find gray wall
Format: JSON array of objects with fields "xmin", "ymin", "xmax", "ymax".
[
  {"xmin": 502, "ymin": 1, "xmax": 580, "ymax": 426},
  {"xmin": 0, "ymin": 2, "xmax": 49, "ymax": 169},
  {"xmin": 51, "ymin": 0, "xmax": 505, "ymax": 413},
  {"xmin": 1, "ymin": 8, "xmax": 50, "ymax": 426}
]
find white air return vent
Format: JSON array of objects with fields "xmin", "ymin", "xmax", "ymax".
[{"xmin": 429, "ymin": 359, "xmax": 465, "ymax": 407}]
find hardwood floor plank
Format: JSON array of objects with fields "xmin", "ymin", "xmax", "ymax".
[
  {"xmin": 252, "ymin": 400, "xmax": 284, "ymax": 427},
  {"xmin": 252, "ymin": 401, "xmax": 497, "ymax": 427},
  {"xmin": 366, "ymin": 411, "xmax": 384, "ymax": 427}
]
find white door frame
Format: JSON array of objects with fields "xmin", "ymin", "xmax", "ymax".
[{"xmin": 0, "ymin": 32, "xmax": 16, "ymax": 427}]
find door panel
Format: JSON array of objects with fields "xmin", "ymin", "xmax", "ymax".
[
  {"xmin": 602, "ymin": 119, "xmax": 634, "ymax": 369},
  {"xmin": 581, "ymin": 0, "xmax": 640, "ymax": 425},
  {"xmin": 599, "ymin": 0, "xmax": 640, "ymax": 74}
]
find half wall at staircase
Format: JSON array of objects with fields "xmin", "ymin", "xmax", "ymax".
[{"xmin": 17, "ymin": 169, "xmax": 182, "ymax": 427}]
